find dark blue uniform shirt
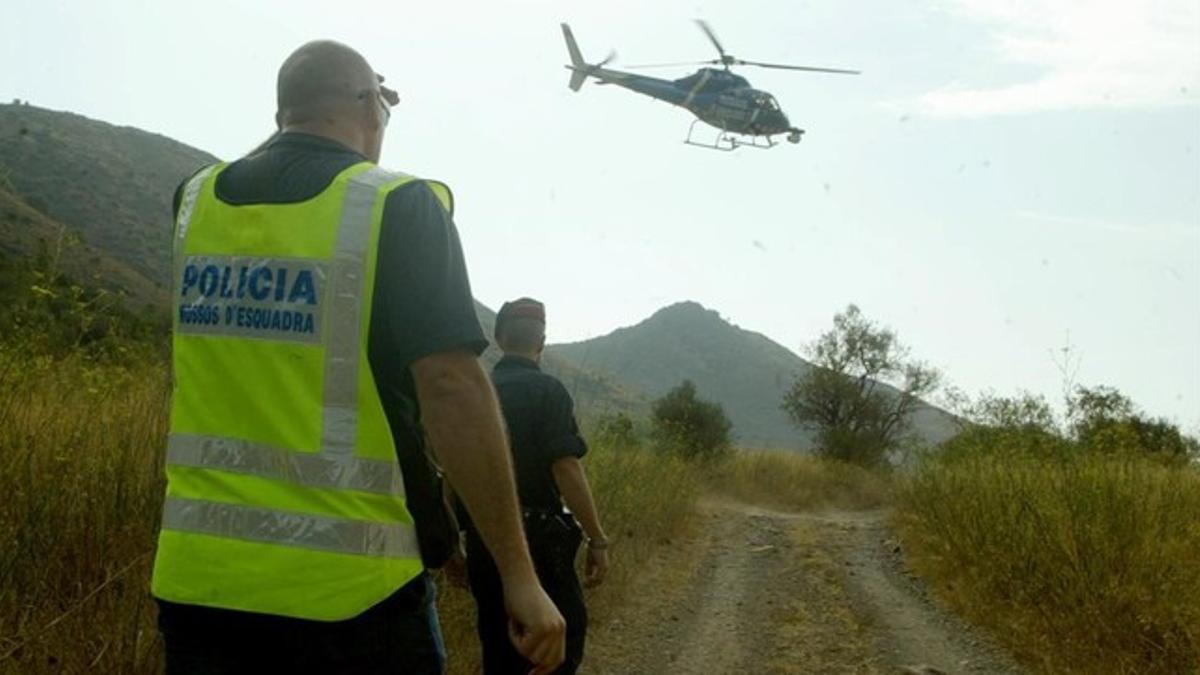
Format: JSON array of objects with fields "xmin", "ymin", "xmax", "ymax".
[{"xmin": 491, "ymin": 354, "xmax": 588, "ymax": 512}]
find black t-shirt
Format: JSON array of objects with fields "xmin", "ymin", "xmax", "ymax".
[
  {"xmin": 170, "ymin": 131, "xmax": 487, "ymax": 563},
  {"xmin": 490, "ymin": 355, "xmax": 588, "ymax": 512}
]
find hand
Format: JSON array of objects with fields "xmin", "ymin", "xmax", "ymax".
[
  {"xmin": 503, "ymin": 576, "xmax": 566, "ymax": 675},
  {"xmin": 585, "ymin": 545, "xmax": 609, "ymax": 588}
]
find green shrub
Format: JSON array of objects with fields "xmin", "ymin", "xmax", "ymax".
[
  {"xmin": 650, "ymin": 380, "xmax": 733, "ymax": 460},
  {"xmin": 898, "ymin": 444, "xmax": 1200, "ymax": 674}
]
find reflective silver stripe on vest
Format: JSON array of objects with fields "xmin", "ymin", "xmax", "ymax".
[
  {"xmin": 167, "ymin": 434, "xmax": 404, "ymax": 496},
  {"xmin": 162, "ymin": 497, "xmax": 417, "ymax": 559},
  {"xmin": 173, "ymin": 165, "xmax": 219, "ymax": 299},
  {"xmin": 321, "ymin": 167, "xmax": 409, "ymax": 455}
]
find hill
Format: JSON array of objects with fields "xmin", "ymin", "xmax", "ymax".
[
  {"xmin": 551, "ymin": 302, "xmax": 959, "ymax": 449},
  {"xmin": 0, "ymin": 183, "xmax": 165, "ymax": 308},
  {"xmin": 0, "ymin": 103, "xmax": 217, "ymax": 287},
  {"xmin": 0, "ymin": 105, "xmax": 953, "ymax": 448}
]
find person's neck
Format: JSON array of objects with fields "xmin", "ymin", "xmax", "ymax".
[
  {"xmin": 280, "ymin": 122, "xmax": 366, "ymax": 158},
  {"xmin": 503, "ymin": 350, "xmax": 542, "ymax": 364}
]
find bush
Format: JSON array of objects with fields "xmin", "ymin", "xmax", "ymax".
[
  {"xmin": 897, "ymin": 448, "xmax": 1200, "ymax": 674},
  {"xmin": 588, "ymin": 411, "xmax": 640, "ymax": 450},
  {"xmin": 707, "ymin": 450, "xmax": 891, "ymax": 511},
  {"xmin": 943, "ymin": 388, "xmax": 1198, "ymax": 463},
  {"xmin": 1070, "ymin": 386, "xmax": 1198, "ymax": 461},
  {"xmin": 649, "ymin": 380, "xmax": 733, "ymax": 460},
  {"xmin": 781, "ymin": 305, "xmax": 939, "ymax": 467},
  {"xmin": 939, "ymin": 391, "xmax": 1073, "ymax": 460},
  {"xmin": 902, "ymin": 385, "xmax": 1200, "ymax": 673},
  {"xmin": 0, "ymin": 252, "xmax": 166, "ymax": 364}
]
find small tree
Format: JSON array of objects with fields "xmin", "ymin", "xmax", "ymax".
[
  {"xmin": 592, "ymin": 411, "xmax": 639, "ymax": 449},
  {"xmin": 650, "ymin": 380, "xmax": 732, "ymax": 460},
  {"xmin": 942, "ymin": 390, "xmax": 1071, "ymax": 458},
  {"xmin": 1070, "ymin": 385, "xmax": 1198, "ymax": 460},
  {"xmin": 781, "ymin": 305, "xmax": 940, "ymax": 466}
]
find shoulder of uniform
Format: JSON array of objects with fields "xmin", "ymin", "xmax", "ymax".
[
  {"xmin": 181, "ymin": 161, "xmax": 224, "ymax": 188},
  {"xmin": 174, "ymin": 162, "xmax": 225, "ymax": 222},
  {"xmin": 539, "ymin": 372, "xmax": 572, "ymax": 397},
  {"xmin": 373, "ymin": 171, "xmax": 455, "ymax": 218},
  {"xmin": 343, "ymin": 165, "xmax": 440, "ymax": 190}
]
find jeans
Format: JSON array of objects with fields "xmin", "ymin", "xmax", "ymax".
[{"xmin": 157, "ymin": 573, "xmax": 445, "ymax": 674}]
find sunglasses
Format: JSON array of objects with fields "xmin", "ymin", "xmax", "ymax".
[{"xmin": 357, "ymin": 74, "xmax": 399, "ymax": 124}]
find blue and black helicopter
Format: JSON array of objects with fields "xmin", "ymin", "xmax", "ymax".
[{"xmin": 562, "ymin": 21, "xmax": 859, "ymax": 151}]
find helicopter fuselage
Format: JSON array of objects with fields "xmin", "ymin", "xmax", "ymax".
[{"xmin": 577, "ymin": 65, "xmax": 798, "ymax": 139}]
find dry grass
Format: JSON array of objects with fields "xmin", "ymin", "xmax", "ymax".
[
  {"xmin": 896, "ymin": 450, "xmax": 1200, "ymax": 674},
  {"xmin": 19, "ymin": 341, "xmax": 1194, "ymax": 675},
  {"xmin": 0, "ymin": 350, "xmax": 169, "ymax": 674},
  {"xmin": 0, "ymin": 348, "xmax": 702, "ymax": 675},
  {"xmin": 706, "ymin": 448, "xmax": 892, "ymax": 512}
]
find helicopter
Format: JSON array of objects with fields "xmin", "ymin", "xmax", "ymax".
[{"xmin": 561, "ymin": 21, "xmax": 859, "ymax": 151}]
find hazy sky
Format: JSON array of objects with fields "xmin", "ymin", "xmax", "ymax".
[{"xmin": 3, "ymin": 0, "xmax": 1199, "ymax": 428}]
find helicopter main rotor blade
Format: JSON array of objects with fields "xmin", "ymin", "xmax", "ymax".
[
  {"xmin": 736, "ymin": 59, "xmax": 860, "ymax": 74},
  {"xmin": 624, "ymin": 59, "xmax": 719, "ymax": 69},
  {"xmin": 695, "ymin": 19, "xmax": 729, "ymax": 62}
]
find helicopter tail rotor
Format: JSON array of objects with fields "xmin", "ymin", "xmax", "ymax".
[
  {"xmin": 562, "ymin": 24, "xmax": 589, "ymax": 91},
  {"xmin": 562, "ymin": 24, "xmax": 619, "ymax": 91}
]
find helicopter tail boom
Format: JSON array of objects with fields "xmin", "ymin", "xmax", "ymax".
[{"xmin": 561, "ymin": 23, "xmax": 589, "ymax": 91}]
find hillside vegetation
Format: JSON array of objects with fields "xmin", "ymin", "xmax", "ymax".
[
  {"xmin": 0, "ymin": 184, "xmax": 165, "ymax": 309},
  {"xmin": 552, "ymin": 301, "xmax": 958, "ymax": 450},
  {"xmin": 897, "ymin": 418, "xmax": 1200, "ymax": 673},
  {"xmin": 0, "ymin": 103, "xmax": 216, "ymax": 286}
]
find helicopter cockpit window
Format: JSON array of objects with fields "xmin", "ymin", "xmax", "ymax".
[{"xmin": 753, "ymin": 94, "xmax": 781, "ymax": 111}]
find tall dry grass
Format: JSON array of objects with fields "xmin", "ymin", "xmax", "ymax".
[
  {"xmin": 0, "ymin": 349, "xmax": 169, "ymax": 674},
  {"xmin": 896, "ymin": 450, "xmax": 1200, "ymax": 674},
  {"xmin": 707, "ymin": 449, "xmax": 891, "ymax": 512},
  {"xmin": 0, "ymin": 345, "xmax": 702, "ymax": 674}
]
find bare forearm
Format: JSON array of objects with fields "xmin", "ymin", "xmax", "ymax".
[
  {"xmin": 552, "ymin": 458, "xmax": 605, "ymax": 541},
  {"xmin": 413, "ymin": 352, "xmax": 535, "ymax": 583}
]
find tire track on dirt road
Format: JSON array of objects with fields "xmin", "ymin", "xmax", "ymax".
[{"xmin": 584, "ymin": 499, "xmax": 1022, "ymax": 674}]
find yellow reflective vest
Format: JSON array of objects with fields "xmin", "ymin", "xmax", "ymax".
[{"xmin": 151, "ymin": 161, "xmax": 451, "ymax": 621}]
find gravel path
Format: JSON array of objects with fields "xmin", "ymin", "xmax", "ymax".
[{"xmin": 583, "ymin": 499, "xmax": 1022, "ymax": 674}]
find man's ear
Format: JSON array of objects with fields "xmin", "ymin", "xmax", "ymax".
[{"xmin": 274, "ymin": 110, "xmax": 284, "ymax": 129}]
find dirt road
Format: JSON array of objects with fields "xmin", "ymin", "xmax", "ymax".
[{"xmin": 584, "ymin": 499, "xmax": 1022, "ymax": 674}]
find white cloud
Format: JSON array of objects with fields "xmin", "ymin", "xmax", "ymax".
[{"xmin": 915, "ymin": 0, "xmax": 1200, "ymax": 116}]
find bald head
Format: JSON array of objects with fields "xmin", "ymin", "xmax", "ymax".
[
  {"xmin": 497, "ymin": 317, "xmax": 547, "ymax": 356},
  {"xmin": 496, "ymin": 298, "xmax": 547, "ymax": 359},
  {"xmin": 275, "ymin": 40, "xmax": 391, "ymax": 161},
  {"xmin": 277, "ymin": 41, "xmax": 375, "ymax": 114}
]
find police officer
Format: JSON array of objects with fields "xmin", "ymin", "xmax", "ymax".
[
  {"xmin": 151, "ymin": 41, "xmax": 565, "ymax": 674},
  {"xmin": 459, "ymin": 298, "xmax": 610, "ymax": 674}
]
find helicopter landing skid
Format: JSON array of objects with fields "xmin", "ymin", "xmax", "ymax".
[{"xmin": 684, "ymin": 120, "xmax": 784, "ymax": 151}]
